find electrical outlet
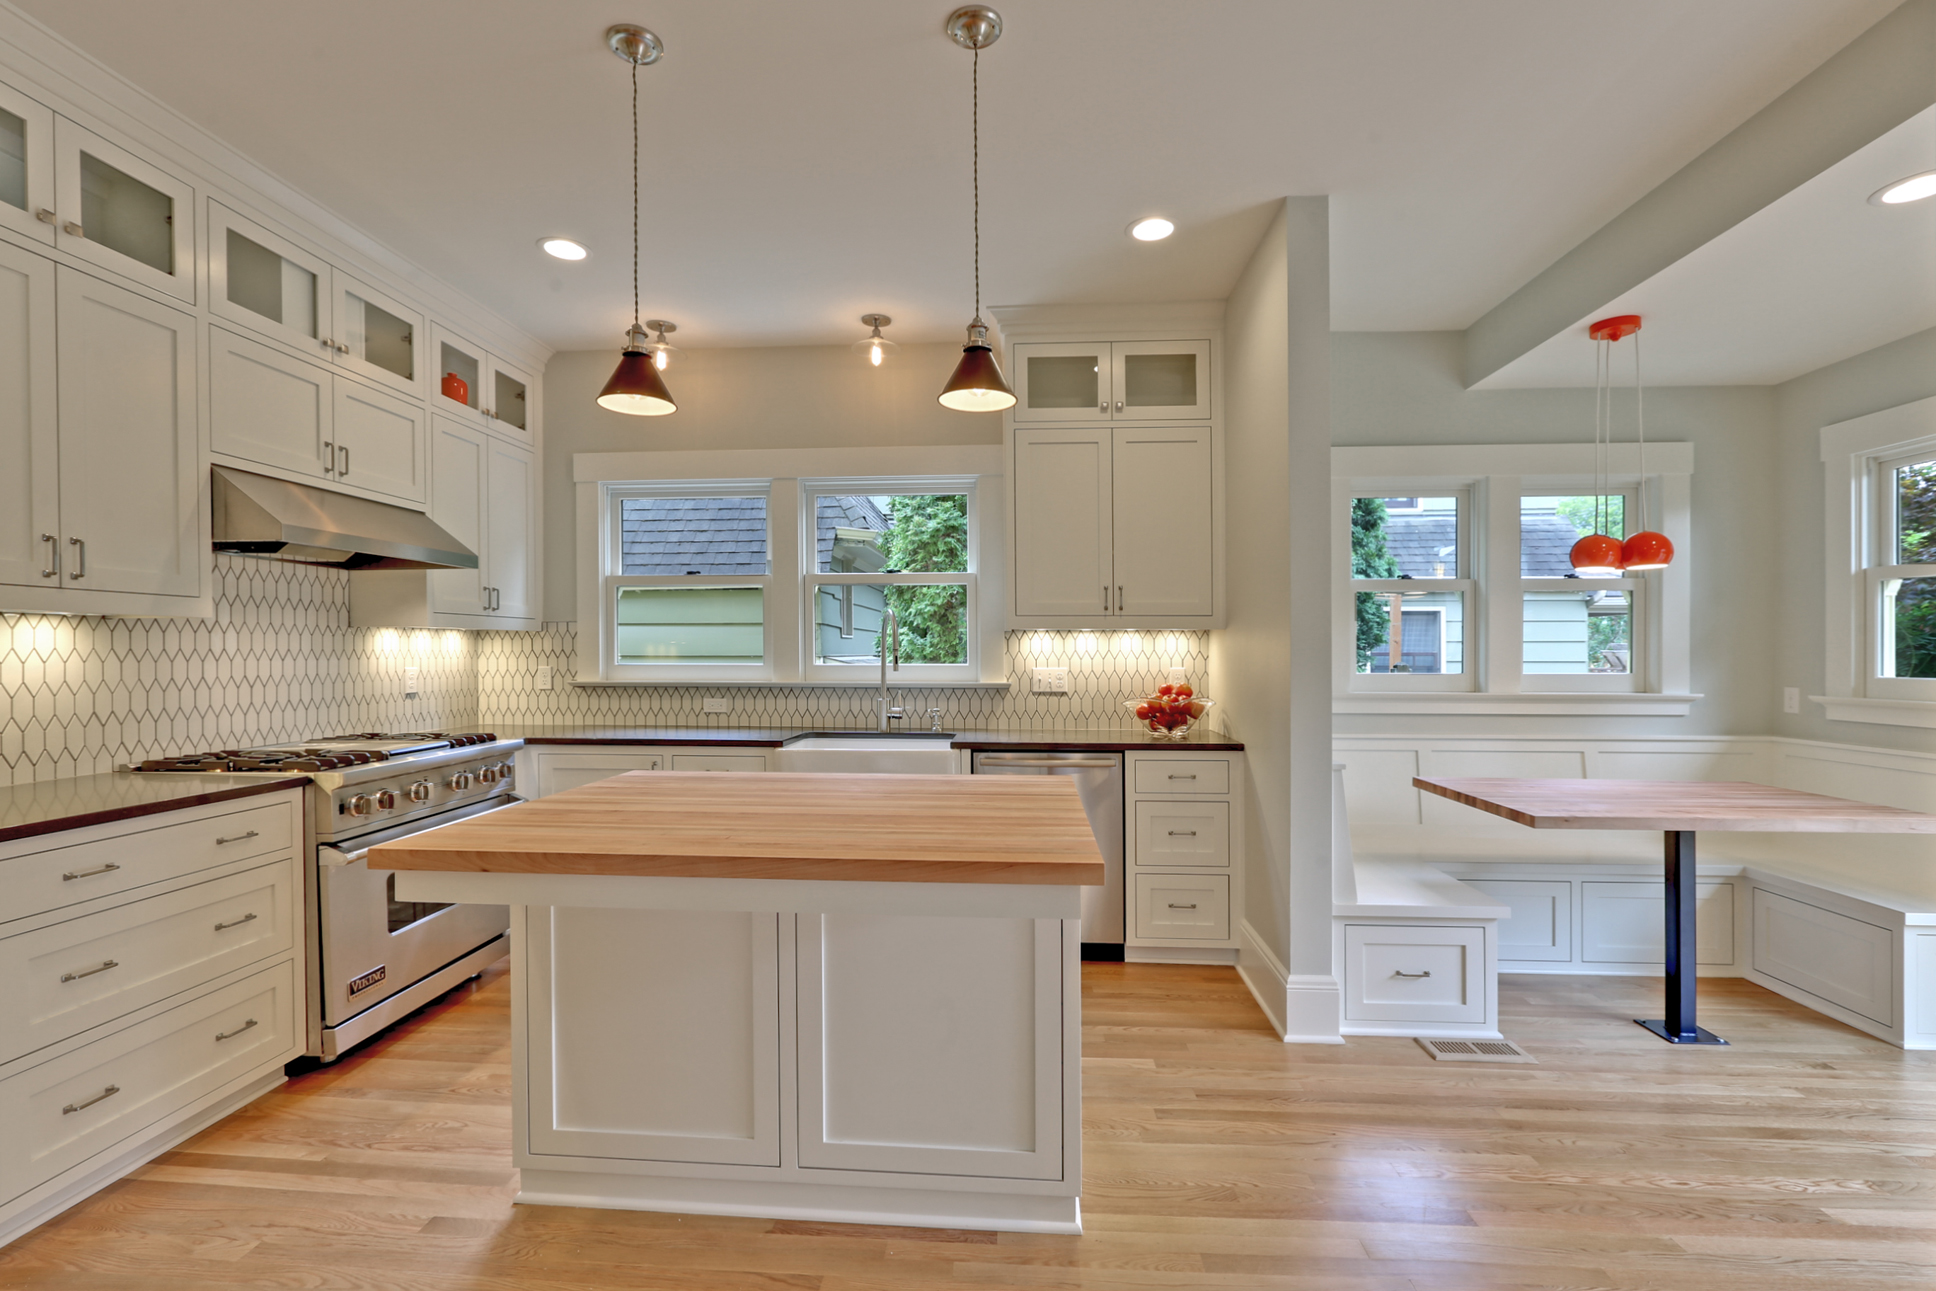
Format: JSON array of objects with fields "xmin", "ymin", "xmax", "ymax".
[
  {"xmin": 403, "ymin": 666, "xmax": 420, "ymax": 698},
  {"xmin": 1783, "ymin": 687, "xmax": 1800, "ymax": 714},
  {"xmin": 702, "ymin": 697, "xmax": 731, "ymax": 714},
  {"xmin": 1031, "ymin": 666, "xmax": 1071, "ymax": 694},
  {"xmin": 1168, "ymin": 667, "xmax": 1188, "ymax": 686},
  {"xmin": 535, "ymin": 666, "xmax": 553, "ymax": 691}
]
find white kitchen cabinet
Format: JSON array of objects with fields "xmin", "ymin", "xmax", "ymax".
[
  {"xmin": 424, "ymin": 417, "xmax": 487, "ymax": 617},
  {"xmin": 485, "ymin": 433, "xmax": 537, "ymax": 618},
  {"xmin": 1012, "ymin": 340, "xmax": 1210, "ymax": 423},
  {"xmin": 1125, "ymin": 750, "xmax": 1244, "ymax": 957},
  {"xmin": 52, "ymin": 115, "xmax": 195, "ymax": 303},
  {"xmin": 1342, "ymin": 924, "xmax": 1488, "ymax": 1025},
  {"xmin": 329, "ymin": 271, "xmax": 420, "ymax": 397},
  {"xmin": 331, "ymin": 377, "xmax": 425, "ymax": 504},
  {"xmin": 0, "ymin": 79, "xmax": 55, "ymax": 248},
  {"xmin": 428, "ymin": 323, "xmax": 534, "ymax": 438},
  {"xmin": 1010, "ymin": 424, "xmax": 1217, "ymax": 625},
  {"xmin": 0, "ymin": 238, "xmax": 58, "ymax": 591},
  {"xmin": 207, "ymin": 202, "xmax": 334, "ymax": 361}
]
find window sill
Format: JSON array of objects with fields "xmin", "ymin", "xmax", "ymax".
[
  {"xmin": 1810, "ymin": 695, "xmax": 1936, "ymax": 729},
  {"xmin": 1335, "ymin": 692, "xmax": 1701, "ymax": 717}
]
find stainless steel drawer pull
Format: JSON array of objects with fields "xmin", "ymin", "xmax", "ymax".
[
  {"xmin": 1393, "ymin": 970, "xmax": 1432, "ymax": 979},
  {"xmin": 68, "ymin": 536, "xmax": 84, "ymax": 578},
  {"xmin": 213, "ymin": 912, "xmax": 258, "ymax": 932},
  {"xmin": 1167, "ymin": 830, "xmax": 1198, "ymax": 837},
  {"xmin": 1167, "ymin": 774, "xmax": 1197, "ymax": 780},
  {"xmin": 62, "ymin": 862, "xmax": 121, "ymax": 881},
  {"xmin": 62, "ymin": 1084, "xmax": 119, "ymax": 1115},
  {"xmin": 40, "ymin": 533, "xmax": 57, "ymax": 578},
  {"xmin": 214, "ymin": 1018, "xmax": 258, "ymax": 1042},
  {"xmin": 215, "ymin": 830, "xmax": 260, "ymax": 845},
  {"xmin": 1167, "ymin": 902, "xmax": 1198, "ymax": 910},
  {"xmin": 60, "ymin": 960, "xmax": 119, "ymax": 983}
]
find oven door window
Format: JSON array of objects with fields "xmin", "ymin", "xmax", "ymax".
[{"xmin": 385, "ymin": 872, "xmax": 453, "ymax": 932}]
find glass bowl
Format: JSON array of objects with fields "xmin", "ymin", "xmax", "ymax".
[{"xmin": 1124, "ymin": 695, "xmax": 1215, "ymax": 741}]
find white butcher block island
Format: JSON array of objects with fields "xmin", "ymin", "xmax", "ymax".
[{"xmin": 371, "ymin": 771, "xmax": 1105, "ymax": 1233}]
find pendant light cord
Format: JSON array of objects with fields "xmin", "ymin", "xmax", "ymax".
[
  {"xmin": 1634, "ymin": 330, "xmax": 1647, "ymax": 534},
  {"xmin": 631, "ymin": 57, "xmax": 641, "ymax": 335},
  {"xmin": 972, "ymin": 45, "xmax": 981, "ymax": 326}
]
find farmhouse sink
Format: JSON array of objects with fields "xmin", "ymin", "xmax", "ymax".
[{"xmin": 777, "ymin": 734, "xmax": 958, "ymax": 774}]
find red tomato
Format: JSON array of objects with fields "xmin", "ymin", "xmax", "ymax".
[
  {"xmin": 1175, "ymin": 684, "xmax": 1193, "ymax": 699},
  {"xmin": 1135, "ymin": 703, "xmax": 1152, "ymax": 720},
  {"xmin": 1157, "ymin": 684, "xmax": 1174, "ymax": 696}
]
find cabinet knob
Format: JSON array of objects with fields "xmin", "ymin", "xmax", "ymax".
[
  {"xmin": 1116, "ymin": 400, "xmax": 1124, "ymax": 413},
  {"xmin": 1099, "ymin": 402, "xmax": 1107, "ymax": 413},
  {"xmin": 62, "ymin": 221, "xmax": 83, "ymax": 237}
]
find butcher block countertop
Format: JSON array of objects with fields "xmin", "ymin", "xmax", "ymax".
[
  {"xmin": 371, "ymin": 771, "xmax": 1107, "ymax": 886},
  {"xmin": 1415, "ymin": 777, "xmax": 1936, "ymax": 833}
]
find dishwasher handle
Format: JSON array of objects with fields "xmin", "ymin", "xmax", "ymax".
[{"xmin": 975, "ymin": 755, "xmax": 1119, "ymax": 769}]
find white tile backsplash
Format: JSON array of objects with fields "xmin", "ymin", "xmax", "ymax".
[{"xmin": 0, "ymin": 556, "xmax": 477, "ymax": 787}]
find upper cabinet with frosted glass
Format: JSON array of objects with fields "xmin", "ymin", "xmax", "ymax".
[
  {"xmin": 1011, "ymin": 340, "xmax": 1211, "ymax": 423},
  {"xmin": 0, "ymin": 80, "xmax": 54, "ymax": 249},
  {"xmin": 55, "ymin": 117, "xmax": 196, "ymax": 302},
  {"xmin": 427, "ymin": 322, "xmax": 535, "ymax": 439}
]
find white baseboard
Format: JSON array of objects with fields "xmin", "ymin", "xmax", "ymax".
[
  {"xmin": 1236, "ymin": 920, "xmax": 1343, "ymax": 1044},
  {"xmin": 1126, "ymin": 946, "xmax": 1237, "ymax": 965}
]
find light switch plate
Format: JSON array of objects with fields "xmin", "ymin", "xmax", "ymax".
[
  {"xmin": 1168, "ymin": 667, "xmax": 1188, "ymax": 686},
  {"xmin": 702, "ymin": 697, "xmax": 731, "ymax": 714},
  {"xmin": 1783, "ymin": 686, "xmax": 1800, "ymax": 714},
  {"xmin": 1031, "ymin": 666, "xmax": 1070, "ymax": 694},
  {"xmin": 403, "ymin": 666, "xmax": 420, "ymax": 698},
  {"xmin": 535, "ymin": 666, "xmax": 554, "ymax": 691}
]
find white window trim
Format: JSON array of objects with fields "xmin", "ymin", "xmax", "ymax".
[
  {"xmin": 1817, "ymin": 396, "xmax": 1936, "ymax": 727},
  {"xmin": 1332, "ymin": 442, "xmax": 1697, "ymax": 716},
  {"xmin": 573, "ymin": 445, "xmax": 1006, "ymax": 686}
]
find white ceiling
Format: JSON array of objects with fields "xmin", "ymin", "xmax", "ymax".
[
  {"xmin": 1481, "ymin": 105, "xmax": 1936, "ymax": 388},
  {"xmin": 11, "ymin": 0, "xmax": 1903, "ymax": 353}
]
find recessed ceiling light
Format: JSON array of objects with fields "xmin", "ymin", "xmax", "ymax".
[
  {"xmin": 539, "ymin": 237, "xmax": 589, "ymax": 260},
  {"xmin": 1129, "ymin": 217, "xmax": 1174, "ymax": 241},
  {"xmin": 1869, "ymin": 171, "xmax": 1936, "ymax": 205}
]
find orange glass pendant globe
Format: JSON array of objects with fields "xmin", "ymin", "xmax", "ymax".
[
  {"xmin": 1569, "ymin": 532, "xmax": 1625, "ymax": 575},
  {"xmin": 1621, "ymin": 530, "xmax": 1674, "ymax": 570}
]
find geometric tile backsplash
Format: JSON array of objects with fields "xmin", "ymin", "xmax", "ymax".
[
  {"xmin": 0, "ymin": 556, "xmax": 477, "ymax": 787},
  {"xmin": 0, "ymin": 555, "xmax": 1211, "ymax": 787}
]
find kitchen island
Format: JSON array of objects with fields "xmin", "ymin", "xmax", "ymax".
[{"xmin": 371, "ymin": 771, "xmax": 1104, "ymax": 1233}]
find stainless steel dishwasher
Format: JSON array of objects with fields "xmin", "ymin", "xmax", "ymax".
[{"xmin": 971, "ymin": 750, "xmax": 1124, "ymax": 959}]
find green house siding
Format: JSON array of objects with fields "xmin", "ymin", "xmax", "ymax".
[
  {"xmin": 616, "ymin": 586, "xmax": 764, "ymax": 664},
  {"xmin": 1522, "ymin": 591, "xmax": 1589, "ymax": 672}
]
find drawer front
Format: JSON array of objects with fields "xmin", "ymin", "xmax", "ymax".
[
  {"xmin": 0, "ymin": 859, "xmax": 296, "ymax": 1067},
  {"xmin": 669, "ymin": 754, "xmax": 768, "ymax": 773},
  {"xmin": 1133, "ymin": 873, "xmax": 1230, "ymax": 940},
  {"xmin": 534, "ymin": 753, "xmax": 665, "ymax": 797},
  {"xmin": 1133, "ymin": 759, "xmax": 1229, "ymax": 795},
  {"xmin": 0, "ymin": 959, "xmax": 296, "ymax": 1207},
  {"xmin": 1344, "ymin": 924, "xmax": 1485, "ymax": 1023},
  {"xmin": 1, "ymin": 800, "xmax": 295, "ymax": 925},
  {"xmin": 1133, "ymin": 801, "xmax": 1229, "ymax": 867}
]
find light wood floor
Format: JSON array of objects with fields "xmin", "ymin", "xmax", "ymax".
[{"xmin": 3, "ymin": 964, "xmax": 1933, "ymax": 1289}]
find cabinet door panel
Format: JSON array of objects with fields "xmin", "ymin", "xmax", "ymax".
[
  {"xmin": 1110, "ymin": 340, "xmax": 1211, "ymax": 420},
  {"xmin": 55, "ymin": 269, "xmax": 199, "ymax": 597},
  {"xmin": 330, "ymin": 272, "xmax": 420, "ymax": 397},
  {"xmin": 527, "ymin": 907, "xmax": 781, "ymax": 1166},
  {"xmin": 1013, "ymin": 428, "xmax": 1113, "ymax": 618},
  {"xmin": 0, "ymin": 80, "xmax": 55, "ymax": 246},
  {"xmin": 427, "ymin": 324, "xmax": 486, "ymax": 426},
  {"xmin": 208, "ymin": 202, "xmax": 332, "ymax": 358},
  {"xmin": 485, "ymin": 436, "xmax": 536, "ymax": 619},
  {"xmin": 797, "ymin": 913, "xmax": 1063, "ymax": 1180},
  {"xmin": 1581, "ymin": 880, "xmax": 1733, "ymax": 966},
  {"xmin": 1111, "ymin": 426, "xmax": 1212, "ymax": 616},
  {"xmin": 531, "ymin": 753, "xmax": 663, "ymax": 798},
  {"xmin": 53, "ymin": 116, "xmax": 194, "ymax": 302},
  {"xmin": 425, "ymin": 416, "xmax": 486, "ymax": 616},
  {"xmin": 0, "ymin": 240, "xmax": 59, "ymax": 589},
  {"xmin": 331, "ymin": 378, "xmax": 425, "ymax": 504},
  {"xmin": 209, "ymin": 327, "xmax": 332, "ymax": 480},
  {"xmin": 1012, "ymin": 342, "xmax": 1109, "ymax": 423},
  {"xmin": 485, "ymin": 354, "xmax": 534, "ymax": 435}
]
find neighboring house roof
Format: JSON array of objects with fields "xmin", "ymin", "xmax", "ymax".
[
  {"xmin": 815, "ymin": 495, "xmax": 889, "ymax": 571},
  {"xmin": 1381, "ymin": 513, "xmax": 1584, "ymax": 578},
  {"xmin": 617, "ymin": 495, "xmax": 889, "ymax": 575}
]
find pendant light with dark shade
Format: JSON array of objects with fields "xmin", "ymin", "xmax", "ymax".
[
  {"xmin": 938, "ymin": 6, "xmax": 1016, "ymax": 413},
  {"xmin": 595, "ymin": 23, "xmax": 677, "ymax": 417}
]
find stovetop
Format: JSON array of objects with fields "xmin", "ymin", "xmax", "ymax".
[{"xmin": 134, "ymin": 732, "xmax": 501, "ymax": 773}]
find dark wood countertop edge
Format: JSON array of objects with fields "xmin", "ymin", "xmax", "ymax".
[
  {"xmin": 513, "ymin": 733, "xmax": 1244, "ymax": 752},
  {"xmin": 0, "ymin": 778, "xmax": 309, "ymax": 846},
  {"xmin": 373, "ymin": 850, "xmax": 1107, "ymax": 886}
]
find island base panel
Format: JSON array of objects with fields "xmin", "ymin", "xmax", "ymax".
[{"xmin": 515, "ymin": 1168, "xmax": 1081, "ymax": 1234}]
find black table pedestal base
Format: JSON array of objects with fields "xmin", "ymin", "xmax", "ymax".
[{"xmin": 1634, "ymin": 1019, "xmax": 1729, "ymax": 1045}]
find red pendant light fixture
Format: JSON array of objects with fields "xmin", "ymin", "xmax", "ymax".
[
  {"xmin": 937, "ymin": 6, "xmax": 1017, "ymax": 413},
  {"xmin": 595, "ymin": 24, "xmax": 677, "ymax": 418},
  {"xmin": 1569, "ymin": 315, "xmax": 1634, "ymax": 575}
]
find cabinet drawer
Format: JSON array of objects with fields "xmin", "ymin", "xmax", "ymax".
[
  {"xmin": 1, "ymin": 800, "xmax": 295, "ymax": 926},
  {"xmin": 670, "ymin": 755, "xmax": 768, "ymax": 773},
  {"xmin": 0, "ymin": 959, "xmax": 296, "ymax": 1208},
  {"xmin": 1343, "ymin": 924, "xmax": 1485, "ymax": 1024},
  {"xmin": 1133, "ymin": 759, "xmax": 1229, "ymax": 795},
  {"xmin": 0, "ymin": 859, "xmax": 296, "ymax": 1067},
  {"xmin": 1133, "ymin": 801, "xmax": 1229, "ymax": 866},
  {"xmin": 1133, "ymin": 873, "xmax": 1230, "ymax": 940}
]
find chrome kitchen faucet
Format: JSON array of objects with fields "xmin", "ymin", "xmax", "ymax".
[{"xmin": 878, "ymin": 607, "xmax": 904, "ymax": 731}]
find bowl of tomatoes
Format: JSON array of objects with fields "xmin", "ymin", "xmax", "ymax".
[{"xmin": 1125, "ymin": 685, "xmax": 1214, "ymax": 740}]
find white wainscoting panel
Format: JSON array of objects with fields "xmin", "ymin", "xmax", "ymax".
[
  {"xmin": 1581, "ymin": 881, "xmax": 1734, "ymax": 966},
  {"xmin": 1462, "ymin": 879, "xmax": 1571, "ymax": 962},
  {"xmin": 1752, "ymin": 889, "xmax": 1895, "ymax": 1026}
]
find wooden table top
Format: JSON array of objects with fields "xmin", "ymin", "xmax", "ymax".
[
  {"xmin": 371, "ymin": 771, "xmax": 1107, "ymax": 885},
  {"xmin": 1414, "ymin": 777, "xmax": 1936, "ymax": 833}
]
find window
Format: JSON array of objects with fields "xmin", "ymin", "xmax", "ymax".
[
  {"xmin": 1820, "ymin": 400, "xmax": 1936, "ymax": 724},
  {"xmin": 577, "ymin": 450, "xmax": 1001, "ymax": 685},
  {"xmin": 1332, "ymin": 443, "xmax": 1694, "ymax": 715}
]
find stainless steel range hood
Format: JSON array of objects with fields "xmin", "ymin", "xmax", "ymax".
[{"xmin": 211, "ymin": 467, "xmax": 478, "ymax": 571}]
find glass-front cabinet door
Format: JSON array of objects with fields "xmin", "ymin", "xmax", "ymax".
[
  {"xmin": 486, "ymin": 354, "xmax": 533, "ymax": 436},
  {"xmin": 1012, "ymin": 342, "xmax": 1110, "ymax": 423},
  {"xmin": 52, "ymin": 116, "xmax": 195, "ymax": 302},
  {"xmin": 208, "ymin": 202, "xmax": 334, "ymax": 361},
  {"xmin": 429, "ymin": 324, "xmax": 487, "ymax": 425},
  {"xmin": 0, "ymin": 80, "xmax": 54, "ymax": 247},
  {"xmin": 1109, "ymin": 340, "xmax": 1211, "ymax": 420},
  {"xmin": 330, "ymin": 272, "xmax": 421, "ymax": 397}
]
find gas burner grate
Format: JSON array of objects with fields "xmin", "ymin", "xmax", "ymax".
[{"xmin": 1415, "ymin": 1037, "xmax": 1536, "ymax": 1063}]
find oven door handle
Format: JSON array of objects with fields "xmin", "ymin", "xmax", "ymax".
[{"xmin": 320, "ymin": 794, "xmax": 528, "ymax": 867}]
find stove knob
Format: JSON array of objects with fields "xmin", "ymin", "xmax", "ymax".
[
  {"xmin": 347, "ymin": 793, "xmax": 375, "ymax": 817},
  {"xmin": 446, "ymin": 771, "xmax": 473, "ymax": 792},
  {"xmin": 478, "ymin": 764, "xmax": 500, "ymax": 784},
  {"xmin": 495, "ymin": 762, "xmax": 514, "ymax": 783},
  {"xmin": 375, "ymin": 789, "xmax": 398, "ymax": 810},
  {"xmin": 408, "ymin": 780, "xmax": 433, "ymax": 803}
]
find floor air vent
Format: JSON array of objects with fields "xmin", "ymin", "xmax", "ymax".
[{"xmin": 1416, "ymin": 1037, "xmax": 1536, "ymax": 1063}]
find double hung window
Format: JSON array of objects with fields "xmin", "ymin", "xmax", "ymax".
[
  {"xmin": 1871, "ymin": 449, "xmax": 1936, "ymax": 695},
  {"xmin": 601, "ymin": 484, "xmax": 775, "ymax": 680},
  {"xmin": 804, "ymin": 487, "xmax": 975, "ymax": 682}
]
